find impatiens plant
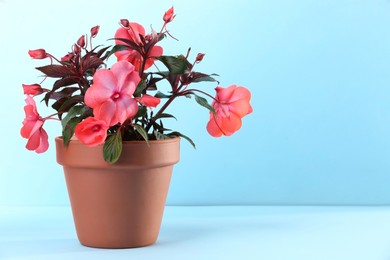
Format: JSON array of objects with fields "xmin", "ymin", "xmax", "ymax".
[{"xmin": 21, "ymin": 7, "xmax": 253, "ymax": 163}]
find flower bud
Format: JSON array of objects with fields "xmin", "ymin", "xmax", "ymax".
[
  {"xmin": 120, "ymin": 19, "xmax": 130, "ymax": 28},
  {"xmin": 73, "ymin": 44, "xmax": 81, "ymax": 54},
  {"xmin": 22, "ymin": 84, "xmax": 46, "ymax": 96},
  {"xmin": 136, "ymin": 94, "xmax": 161, "ymax": 108},
  {"xmin": 28, "ymin": 49, "xmax": 48, "ymax": 59},
  {"xmin": 77, "ymin": 35, "xmax": 85, "ymax": 48},
  {"xmin": 90, "ymin": 25, "xmax": 100, "ymax": 38},
  {"xmin": 163, "ymin": 6, "xmax": 175, "ymax": 23},
  {"xmin": 196, "ymin": 53, "xmax": 205, "ymax": 63},
  {"xmin": 61, "ymin": 53, "xmax": 74, "ymax": 62}
]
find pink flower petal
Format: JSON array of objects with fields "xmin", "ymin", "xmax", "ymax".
[
  {"xmin": 85, "ymin": 69, "xmax": 117, "ymax": 108},
  {"xmin": 216, "ymin": 85, "xmax": 235, "ymax": 102},
  {"xmin": 229, "ymin": 99, "xmax": 253, "ymax": 118},
  {"xmin": 206, "ymin": 115, "xmax": 223, "ymax": 137},
  {"xmin": 144, "ymin": 45, "xmax": 163, "ymax": 70},
  {"xmin": 116, "ymin": 96, "xmax": 138, "ymax": 122},
  {"xmin": 128, "ymin": 22, "xmax": 145, "ymax": 43},
  {"xmin": 25, "ymin": 129, "xmax": 41, "ymax": 151},
  {"xmin": 21, "ymin": 118, "xmax": 43, "ymax": 139},
  {"xmin": 35, "ymin": 128, "xmax": 49, "ymax": 153},
  {"xmin": 219, "ymin": 113, "xmax": 242, "ymax": 136},
  {"xmin": 229, "ymin": 86, "xmax": 252, "ymax": 103},
  {"xmin": 94, "ymin": 100, "xmax": 117, "ymax": 126},
  {"xmin": 75, "ymin": 117, "xmax": 108, "ymax": 147},
  {"xmin": 110, "ymin": 61, "xmax": 138, "ymax": 95}
]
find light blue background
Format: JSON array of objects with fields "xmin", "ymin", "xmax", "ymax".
[{"xmin": 1, "ymin": 0, "xmax": 390, "ymax": 206}]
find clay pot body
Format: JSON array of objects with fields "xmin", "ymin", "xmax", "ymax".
[{"xmin": 55, "ymin": 137, "xmax": 180, "ymax": 248}]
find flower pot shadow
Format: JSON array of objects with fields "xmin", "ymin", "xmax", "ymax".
[
  {"xmin": 0, "ymin": 238, "xmax": 86, "ymax": 259},
  {"xmin": 156, "ymin": 222, "xmax": 217, "ymax": 246}
]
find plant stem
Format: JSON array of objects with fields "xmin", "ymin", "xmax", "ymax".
[
  {"xmin": 145, "ymin": 94, "xmax": 177, "ymax": 132},
  {"xmin": 182, "ymin": 88, "xmax": 217, "ymax": 101}
]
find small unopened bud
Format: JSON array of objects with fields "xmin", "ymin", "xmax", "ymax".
[
  {"xmin": 61, "ymin": 53, "xmax": 74, "ymax": 62},
  {"xmin": 28, "ymin": 49, "xmax": 48, "ymax": 59},
  {"xmin": 163, "ymin": 6, "xmax": 175, "ymax": 23},
  {"xmin": 90, "ymin": 25, "xmax": 100, "ymax": 38},
  {"xmin": 22, "ymin": 84, "xmax": 46, "ymax": 96},
  {"xmin": 77, "ymin": 35, "xmax": 85, "ymax": 48},
  {"xmin": 73, "ymin": 44, "xmax": 81, "ymax": 54},
  {"xmin": 196, "ymin": 53, "xmax": 205, "ymax": 63},
  {"xmin": 120, "ymin": 19, "xmax": 130, "ymax": 28}
]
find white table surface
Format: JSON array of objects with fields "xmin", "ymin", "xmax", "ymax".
[{"xmin": 1, "ymin": 206, "xmax": 390, "ymax": 260}]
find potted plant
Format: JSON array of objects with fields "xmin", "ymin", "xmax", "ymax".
[{"xmin": 21, "ymin": 7, "xmax": 252, "ymax": 248}]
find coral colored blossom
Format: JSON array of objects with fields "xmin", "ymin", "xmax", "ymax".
[
  {"xmin": 28, "ymin": 49, "xmax": 48, "ymax": 59},
  {"xmin": 22, "ymin": 84, "xmax": 47, "ymax": 96},
  {"xmin": 207, "ymin": 85, "xmax": 253, "ymax": 137},
  {"xmin": 137, "ymin": 94, "xmax": 161, "ymax": 108},
  {"xmin": 20, "ymin": 96, "xmax": 49, "ymax": 153},
  {"xmin": 114, "ymin": 23, "xmax": 163, "ymax": 71},
  {"xmin": 74, "ymin": 117, "xmax": 109, "ymax": 146},
  {"xmin": 163, "ymin": 6, "xmax": 175, "ymax": 23},
  {"xmin": 85, "ymin": 60, "xmax": 140, "ymax": 126}
]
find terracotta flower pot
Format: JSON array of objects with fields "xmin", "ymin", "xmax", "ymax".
[{"xmin": 55, "ymin": 137, "xmax": 180, "ymax": 248}]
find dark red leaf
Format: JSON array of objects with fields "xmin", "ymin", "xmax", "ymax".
[
  {"xmin": 36, "ymin": 65, "xmax": 77, "ymax": 78},
  {"xmin": 82, "ymin": 56, "xmax": 104, "ymax": 71},
  {"xmin": 52, "ymin": 95, "xmax": 84, "ymax": 114},
  {"xmin": 112, "ymin": 38, "xmax": 141, "ymax": 52},
  {"xmin": 96, "ymin": 46, "xmax": 111, "ymax": 58},
  {"xmin": 53, "ymin": 77, "xmax": 78, "ymax": 91},
  {"xmin": 49, "ymin": 87, "xmax": 79, "ymax": 101}
]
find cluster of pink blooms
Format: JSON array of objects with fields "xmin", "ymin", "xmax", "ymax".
[{"xmin": 21, "ymin": 7, "xmax": 252, "ymax": 153}]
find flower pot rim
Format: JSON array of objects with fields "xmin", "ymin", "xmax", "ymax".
[{"xmin": 55, "ymin": 136, "xmax": 180, "ymax": 146}]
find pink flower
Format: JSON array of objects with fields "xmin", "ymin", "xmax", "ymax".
[
  {"xmin": 20, "ymin": 96, "xmax": 49, "ymax": 153},
  {"xmin": 207, "ymin": 85, "xmax": 253, "ymax": 137},
  {"xmin": 28, "ymin": 49, "xmax": 48, "ymax": 59},
  {"xmin": 163, "ymin": 6, "xmax": 175, "ymax": 23},
  {"xmin": 137, "ymin": 94, "xmax": 161, "ymax": 108},
  {"xmin": 22, "ymin": 84, "xmax": 47, "ymax": 96},
  {"xmin": 85, "ymin": 60, "xmax": 140, "ymax": 126},
  {"xmin": 74, "ymin": 117, "xmax": 109, "ymax": 146},
  {"xmin": 90, "ymin": 25, "xmax": 100, "ymax": 38},
  {"xmin": 114, "ymin": 22, "xmax": 163, "ymax": 71}
]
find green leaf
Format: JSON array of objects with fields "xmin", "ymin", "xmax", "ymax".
[
  {"xmin": 194, "ymin": 94, "xmax": 216, "ymax": 115},
  {"xmin": 105, "ymin": 44, "xmax": 131, "ymax": 59},
  {"xmin": 103, "ymin": 132, "xmax": 123, "ymax": 164},
  {"xmin": 152, "ymin": 113, "xmax": 177, "ymax": 121},
  {"xmin": 134, "ymin": 106, "xmax": 147, "ymax": 118},
  {"xmin": 154, "ymin": 130, "xmax": 169, "ymax": 140},
  {"xmin": 190, "ymin": 72, "xmax": 219, "ymax": 84},
  {"xmin": 134, "ymin": 124, "xmax": 149, "ymax": 143},
  {"xmin": 168, "ymin": 131, "xmax": 196, "ymax": 149},
  {"xmin": 62, "ymin": 117, "xmax": 81, "ymax": 146},
  {"xmin": 112, "ymin": 38, "xmax": 140, "ymax": 51},
  {"xmin": 157, "ymin": 55, "xmax": 190, "ymax": 74},
  {"xmin": 134, "ymin": 80, "xmax": 147, "ymax": 97},
  {"xmin": 61, "ymin": 105, "xmax": 84, "ymax": 129},
  {"xmin": 155, "ymin": 91, "xmax": 172, "ymax": 99}
]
